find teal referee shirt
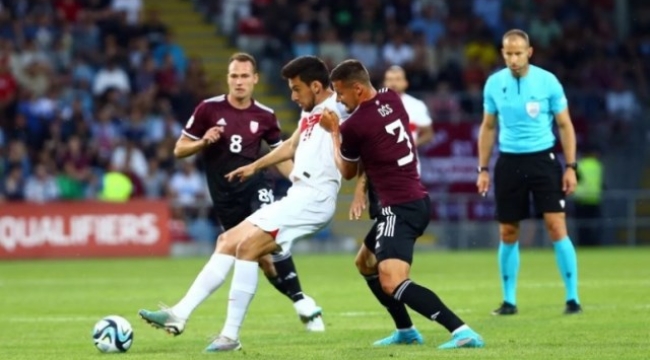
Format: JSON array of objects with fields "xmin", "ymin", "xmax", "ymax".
[{"xmin": 483, "ymin": 64, "xmax": 568, "ymax": 154}]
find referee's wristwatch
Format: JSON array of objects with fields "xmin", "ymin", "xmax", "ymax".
[
  {"xmin": 566, "ymin": 162, "xmax": 578, "ymax": 171},
  {"xmin": 477, "ymin": 166, "xmax": 489, "ymax": 173}
]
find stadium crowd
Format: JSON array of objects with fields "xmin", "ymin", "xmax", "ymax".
[{"xmin": 1, "ymin": 0, "xmax": 648, "ymax": 242}]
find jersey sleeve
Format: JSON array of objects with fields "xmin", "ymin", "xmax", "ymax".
[
  {"xmin": 410, "ymin": 100, "xmax": 433, "ymax": 127},
  {"xmin": 263, "ymin": 114, "xmax": 283, "ymax": 148},
  {"xmin": 549, "ymin": 75, "xmax": 568, "ymax": 114},
  {"xmin": 183, "ymin": 103, "xmax": 208, "ymax": 140},
  {"xmin": 340, "ymin": 122, "xmax": 360, "ymax": 162},
  {"xmin": 483, "ymin": 77, "xmax": 498, "ymax": 115}
]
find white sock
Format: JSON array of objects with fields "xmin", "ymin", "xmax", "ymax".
[
  {"xmin": 172, "ymin": 253, "xmax": 235, "ymax": 320},
  {"xmin": 452, "ymin": 324, "xmax": 470, "ymax": 336},
  {"xmin": 220, "ymin": 259, "xmax": 259, "ymax": 340}
]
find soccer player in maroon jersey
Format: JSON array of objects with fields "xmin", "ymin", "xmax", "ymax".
[
  {"xmin": 319, "ymin": 59, "xmax": 485, "ymax": 349},
  {"xmin": 139, "ymin": 53, "xmax": 323, "ymax": 335}
]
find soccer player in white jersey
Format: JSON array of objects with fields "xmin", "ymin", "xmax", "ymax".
[
  {"xmin": 384, "ymin": 65, "xmax": 433, "ymax": 148},
  {"xmin": 191, "ymin": 56, "xmax": 345, "ymax": 352}
]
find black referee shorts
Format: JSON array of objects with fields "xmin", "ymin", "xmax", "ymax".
[{"xmin": 494, "ymin": 148, "xmax": 565, "ymax": 223}]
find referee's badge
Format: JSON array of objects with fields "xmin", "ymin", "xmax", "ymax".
[{"xmin": 526, "ymin": 101, "xmax": 540, "ymax": 118}]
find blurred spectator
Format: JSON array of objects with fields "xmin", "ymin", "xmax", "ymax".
[
  {"xmin": 92, "ymin": 57, "xmax": 130, "ymax": 96},
  {"xmin": 142, "ymin": 158, "xmax": 167, "ymax": 199},
  {"xmin": 168, "ymin": 159, "xmax": 206, "ymax": 208},
  {"xmin": 152, "ymin": 32, "xmax": 186, "ymax": 80},
  {"xmin": 317, "ymin": 28, "xmax": 347, "ymax": 69},
  {"xmin": 2, "ymin": 165, "xmax": 25, "ymax": 201},
  {"xmin": 110, "ymin": 0, "xmax": 142, "ymax": 26},
  {"xmin": 98, "ymin": 163, "xmax": 133, "ymax": 202},
  {"xmin": 24, "ymin": 162, "xmax": 58, "ymax": 202},
  {"xmin": 409, "ymin": 4, "xmax": 446, "ymax": 46},
  {"xmin": 382, "ymin": 32, "xmax": 414, "ymax": 68},
  {"xmin": 110, "ymin": 136, "xmax": 148, "ymax": 181},
  {"xmin": 528, "ymin": 7, "xmax": 562, "ymax": 49},
  {"xmin": 349, "ymin": 30, "xmax": 380, "ymax": 72},
  {"xmin": 291, "ymin": 26, "xmax": 316, "ymax": 58}
]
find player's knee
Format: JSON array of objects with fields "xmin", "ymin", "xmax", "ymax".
[
  {"xmin": 355, "ymin": 255, "xmax": 374, "ymax": 275},
  {"xmin": 235, "ymin": 238, "xmax": 255, "ymax": 258},
  {"xmin": 499, "ymin": 223, "xmax": 520, "ymax": 242},
  {"xmin": 257, "ymin": 255, "xmax": 276, "ymax": 276},
  {"xmin": 354, "ymin": 247, "xmax": 377, "ymax": 275},
  {"xmin": 378, "ymin": 262, "xmax": 409, "ymax": 295},
  {"xmin": 378, "ymin": 275, "xmax": 403, "ymax": 295},
  {"xmin": 215, "ymin": 232, "xmax": 237, "ymax": 255},
  {"xmin": 544, "ymin": 213, "xmax": 567, "ymax": 240}
]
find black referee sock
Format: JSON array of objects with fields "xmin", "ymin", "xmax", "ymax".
[
  {"xmin": 392, "ymin": 279, "xmax": 464, "ymax": 333},
  {"xmin": 364, "ymin": 274, "xmax": 413, "ymax": 329},
  {"xmin": 266, "ymin": 255, "xmax": 305, "ymax": 302}
]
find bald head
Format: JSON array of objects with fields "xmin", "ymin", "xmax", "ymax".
[
  {"xmin": 501, "ymin": 29, "xmax": 533, "ymax": 77},
  {"xmin": 384, "ymin": 65, "xmax": 408, "ymax": 94},
  {"xmin": 502, "ymin": 29, "xmax": 530, "ymax": 47}
]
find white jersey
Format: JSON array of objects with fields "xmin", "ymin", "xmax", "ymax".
[
  {"xmin": 401, "ymin": 93, "xmax": 432, "ymax": 144},
  {"xmin": 290, "ymin": 93, "xmax": 346, "ymax": 198}
]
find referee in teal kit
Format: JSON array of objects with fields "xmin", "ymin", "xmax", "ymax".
[{"xmin": 476, "ymin": 29, "xmax": 582, "ymax": 315}]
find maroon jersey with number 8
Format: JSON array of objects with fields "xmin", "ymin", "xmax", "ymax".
[{"xmin": 183, "ymin": 95, "xmax": 282, "ymax": 197}]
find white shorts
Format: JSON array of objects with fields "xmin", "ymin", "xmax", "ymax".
[{"xmin": 246, "ymin": 183, "xmax": 336, "ymax": 254}]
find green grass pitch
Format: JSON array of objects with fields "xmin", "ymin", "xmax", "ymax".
[{"xmin": 1, "ymin": 248, "xmax": 649, "ymax": 359}]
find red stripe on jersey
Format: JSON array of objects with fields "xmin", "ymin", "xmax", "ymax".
[{"xmin": 268, "ymin": 228, "xmax": 280, "ymax": 239}]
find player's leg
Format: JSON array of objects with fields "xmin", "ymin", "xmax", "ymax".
[
  {"xmin": 356, "ymin": 222, "xmax": 420, "ymax": 346},
  {"xmin": 206, "ymin": 221, "xmax": 277, "ymax": 352},
  {"xmin": 138, "ymin": 220, "xmax": 251, "ymax": 335},
  {"xmin": 208, "ymin": 189, "xmax": 335, "ymax": 351},
  {"xmin": 530, "ymin": 152, "xmax": 581, "ymax": 314},
  {"xmin": 250, "ymin": 185, "xmax": 309, "ymax": 304},
  {"xmin": 265, "ymin": 252, "xmax": 305, "ymax": 301},
  {"xmin": 249, "ymin": 185, "xmax": 322, "ymax": 330},
  {"xmin": 492, "ymin": 155, "xmax": 529, "ymax": 315},
  {"xmin": 375, "ymin": 200, "xmax": 483, "ymax": 349}
]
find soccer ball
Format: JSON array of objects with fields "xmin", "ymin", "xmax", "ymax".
[{"xmin": 92, "ymin": 315, "xmax": 133, "ymax": 353}]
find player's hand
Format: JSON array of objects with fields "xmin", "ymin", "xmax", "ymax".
[
  {"xmin": 319, "ymin": 108, "xmax": 340, "ymax": 133},
  {"xmin": 225, "ymin": 163, "xmax": 257, "ymax": 182},
  {"xmin": 476, "ymin": 171, "xmax": 490, "ymax": 197},
  {"xmin": 349, "ymin": 192, "xmax": 368, "ymax": 220},
  {"xmin": 203, "ymin": 126, "xmax": 224, "ymax": 144},
  {"xmin": 563, "ymin": 168, "xmax": 577, "ymax": 195}
]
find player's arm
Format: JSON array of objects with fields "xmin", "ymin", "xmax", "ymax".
[
  {"xmin": 349, "ymin": 164, "xmax": 368, "ymax": 220},
  {"xmin": 174, "ymin": 105, "xmax": 222, "ymax": 158},
  {"xmin": 477, "ymin": 112, "xmax": 497, "ymax": 168},
  {"xmin": 416, "ymin": 124, "xmax": 433, "ymax": 147},
  {"xmin": 550, "ymin": 77, "xmax": 576, "ymax": 165},
  {"xmin": 415, "ymin": 102, "xmax": 434, "ymax": 147},
  {"xmin": 253, "ymin": 128, "xmax": 300, "ymax": 171},
  {"xmin": 331, "ymin": 130, "xmax": 358, "ymax": 180},
  {"xmin": 320, "ymin": 108, "xmax": 358, "ymax": 179},
  {"xmin": 173, "ymin": 134, "xmax": 208, "ymax": 158},
  {"xmin": 555, "ymin": 109, "xmax": 576, "ymax": 164},
  {"xmin": 477, "ymin": 79, "xmax": 498, "ymax": 169}
]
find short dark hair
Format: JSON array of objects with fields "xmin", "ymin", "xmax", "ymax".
[
  {"xmin": 280, "ymin": 56, "xmax": 330, "ymax": 88},
  {"xmin": 503, "ymin": 29, "xmax": 530, "ymax": 45},
  {"xmin": 228, "ymin": 52, "xmax": 257, "ymax": 72},
  {"xmin": 330, "ymin": 59, "xmax": 371, "ymax": 85}
]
